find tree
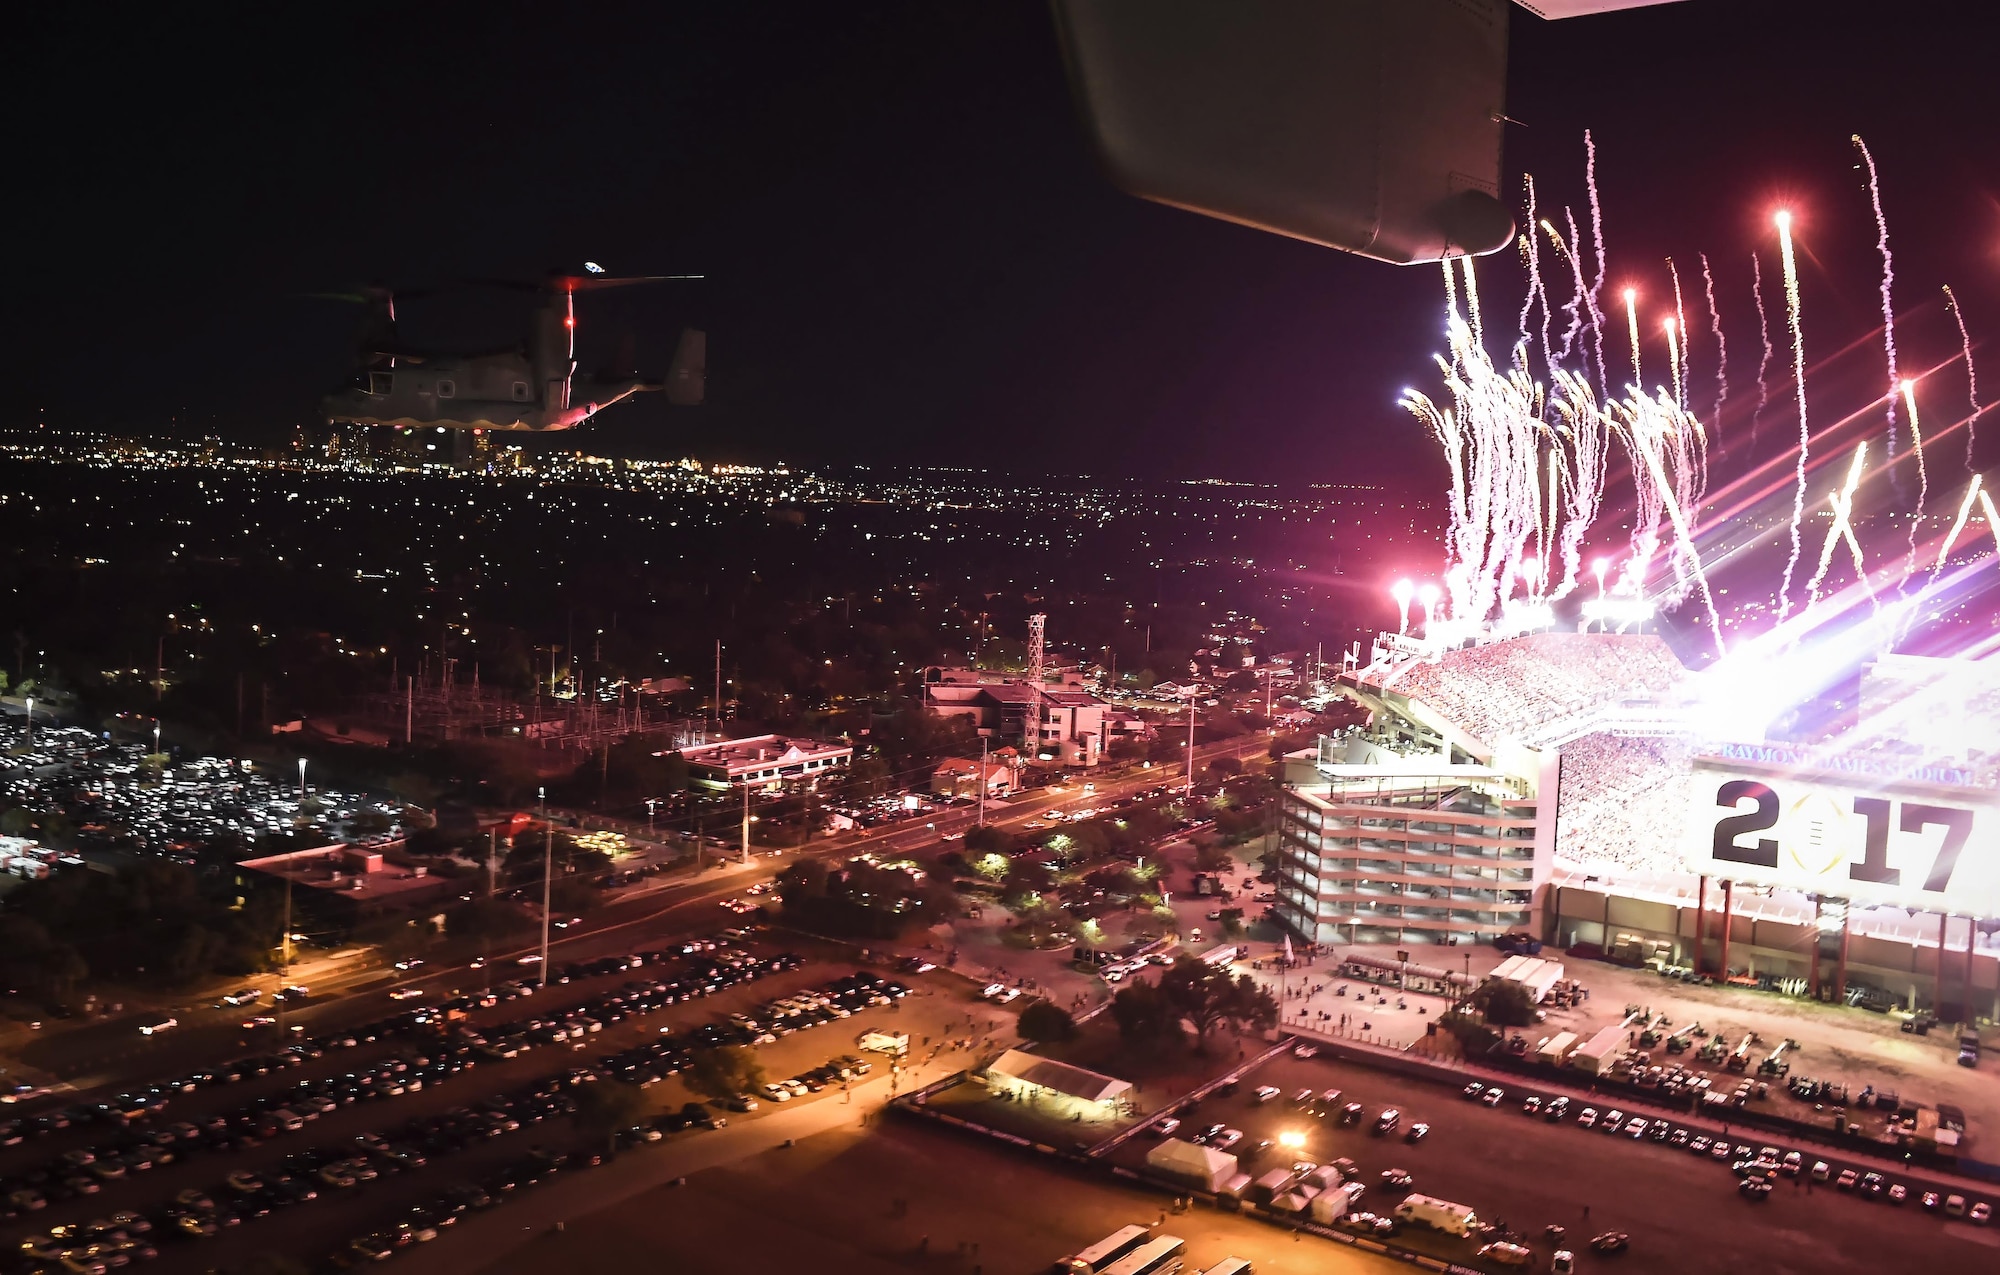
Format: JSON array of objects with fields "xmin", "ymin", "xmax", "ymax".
[
  {"xmin": 1191, "ymin": 842, "xmax": 1234, "ymax": 873},
  {"xmin": 962, "ymin": 824, "xmax": 1016, "ymax": 857},
  {"xmin": 1159, "ymin": 958, "xmax": 1279, "ymax": 1053},
  {"xmin": 1217, "ymin": 907, "xmax": 1245, "ymax": 938},
  {"xmin": 1206, "ymin": 755, "xmax": 1244, "ymax": 780},
  {"xmin": 684, "ymin": 1046, "xmax": 765, "ymax": 1103},
  {"xmin": 1017, "ymin": 999, "xmax": 1078, "ymax": 1044},
  {"xmin": 1469, "ymin": 978, "xmax": 1537, "ymax": 1028},
  {"xmin": 571, "ymin": 1079, "xmax": 650, "ymax": 1152},
  {"xmin": 1110, "ymin": 980, "xmax": 1178, "ymax": 1046}
]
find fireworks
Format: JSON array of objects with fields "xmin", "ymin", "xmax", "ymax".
[
  {"xmin": 1396, "ymin": 138, "xmax": 1992, "ymax": 667},
  {"xmin": 1944, "ymin": 285, "xmax": 1981, "ymax": 466},
  {"xmin": 1773, "ymin": 209, "xmax": 1811, "ymax": 621},
  {"xmin": 1900, "ymin": 378, "xmax": 1929, "ymax": 585},
  {"xmin": 1701, "ymin": 253, "xmax": 1728, "ymax": 429},
  {"xmin": 1751, "ymin": 251, "xmax": 1773, "ymax": 456},
  {"xmin": 1853, "ymin": 136, "xmax": 1901, "ymax": 459}
]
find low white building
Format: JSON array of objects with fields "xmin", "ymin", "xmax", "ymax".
[
  {"xmin": 985, "ymin": 1049, "xmax": 1133, "ymax": 1122},
  {"xmin": 675, "ymin": 734, "xmax": 852, "ymax": 791}
]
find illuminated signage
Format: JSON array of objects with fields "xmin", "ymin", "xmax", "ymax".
[{"xmin": 1684, "ymin": 767, "xmax": 2000, "ymax": 917}]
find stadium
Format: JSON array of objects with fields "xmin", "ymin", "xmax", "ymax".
[{"xmin": 1276, "ymin": 629, "xmax": 2000, "ymax": 1022}]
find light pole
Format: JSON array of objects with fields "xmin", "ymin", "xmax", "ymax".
[
  {"xmin": 22, "ymin": 696, "xmax": 31, "ymax": 750},
  {"xmin": 1184, "ymin": 688, "xmax": 1197, "ymax": 802},
  {"xmin": 645, "ymin": 797, "xmax": 658, "ymax": 839},
  {"xmin": 539, "ymin": 786, "xmax": 551, "ymax": 987},
  {"xmin": 153, "ymin": 719, "xmax": 162, "ymax": 762},
  {"xmin": 739, "ymin": 779, "xmax": 752, "ymax": 866},
  {"xmin": 976, "ymin": 737, "xmax": 988, "ymax": 829},
  {"xmin": 297, "ymin": 757, "xmax": 308, "ymax": 802}
]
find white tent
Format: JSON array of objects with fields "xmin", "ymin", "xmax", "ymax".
[{"xmin": 1145, "ymin": 1138, "xmax": 1240, "ymax": 1191}]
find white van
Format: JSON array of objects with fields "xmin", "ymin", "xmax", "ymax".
[{"xmin": 1393, "ymin": 1194, "xmax": 1480, "ymax": 1237}]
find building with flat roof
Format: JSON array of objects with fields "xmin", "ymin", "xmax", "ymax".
[
  {"xmin": 1277, "ymin": 740, "xmax": 1549, "ymax": 947},
  {"xmin": 675, "ymin": 734, "xmax": 852, "ymax": 790},
  {"xmin": 236, "ymin": 844, "xmax": 455, "ymax": 921},
  {"xmin": 922, "ymin": 669, "xmax": 1108, "ymax": 767}
]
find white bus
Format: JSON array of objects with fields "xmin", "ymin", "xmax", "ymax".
[
  {"xmin": 1055, "ymin": 1226, "xmax": 1151, "ymax": 1275},
  {"xmin": 1099, "ymin": 1236, "xmax": 1186, "ymax": 1275}
]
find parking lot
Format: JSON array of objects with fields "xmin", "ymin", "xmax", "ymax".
[
  {"xmin": 0, "ymin": 921, "xmax": 965, "ymax": 1275},
  {"xmin": 1109, "ymin": 1050, "xmax": 1999, "ymax": 1274},
  {"xmin": 0, "ymin": 720, "xmax": 387, "ymax": 864}
]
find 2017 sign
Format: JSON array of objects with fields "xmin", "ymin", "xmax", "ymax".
[{"xmin": 1684, "ymin": 771, "xmax": 1998, "ymax": 916}]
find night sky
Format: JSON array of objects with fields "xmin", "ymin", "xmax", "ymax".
[{"xmin": 11, "ymin": 1, "xmax": 1997, "ymax": 485}]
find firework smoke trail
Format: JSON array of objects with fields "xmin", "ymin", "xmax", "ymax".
[
  {"xmin": 1774, "ymin": 211, "xmax": 1811, "ymax": 621},
  {"xmin": 1853, "ymin": 135, "xmax": 1901, "ymax": 460},
  {"xmin": 1584, "ymin": 133, "xmax": 1612, "ymax": 401},
  {"xmin": 1899, "ymin": 377, "xmax": 1930, "ymax": 591},
  {"xmin": 1462, "ymin": 254, "xmax": 1485, "ymax": 350},
  {"xmin": 1664, "ymin": 318, "xmax": 1684, "ymax": 410},
  {"xmin": 1623, "ymin": 288, "xmax": 1642, "ymax": 389},
  {"xmin": 1944, "ymin": 286, "xmax": 1982, "ymax": 466},
  {"xmin": 1804, "ymin": 443, "xmax": 1868, "ymax": 610},
  {"xmin": 1668, "ymin": 257, "xmax": 1690, "ymax": 411},
  {"xmin": 1552, "ymin": 212, "xmax": 1589, "ymax": 374},
  {"xmin": 1700, "ymin": 253, "xmax": 1729, "ymax": 435},
  {"xmin": 1751, "ymin": 252, "xmax": 1773, "ymax": 457},
  {"xmin": 1517, "ymin": 178, "xmax": 1544, "ymax": 366},
  {"xmin": 1623, "ymin": 392, "xmax": 1727, "ymax": 657},
  {"xmin": 1926, "ymin": 475, "xmax": 1985, "ymax": 592}
]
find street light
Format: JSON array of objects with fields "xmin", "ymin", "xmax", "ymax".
[
  {"xmin": 153, "ymin": 719, "xmax": 161, "ymax": 758},
  {"xmin": 538, "ymin": 786, "xmax": 551, "ymax": 986},
  {"xmin": 297, "ymin": 757, "xmax": 308, "ymax": 801},
  {"xmin": 645, "ymin": 797, "xmax": 658, "ymax": 837},
  {"xmin": 22, "ymin": 696, "xmax": 31, "ymax": 750}
]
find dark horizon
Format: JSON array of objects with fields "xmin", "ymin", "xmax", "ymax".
[{"xmin": 10, "ymin": 1, "xmax": 1996, "ymax": 486}]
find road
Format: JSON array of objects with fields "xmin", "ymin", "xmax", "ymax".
[
  {"xmin": 9, "ymin": 742, "xmax": 1240, "ymax": 1093},
  {"xmin": 0, "ymin": 743, "xmax": 1249, "ymax": 1271}
]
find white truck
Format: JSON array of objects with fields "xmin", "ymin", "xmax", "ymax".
[
  {"xmin": 859, "ymin": 1029, "xmax": 909, "ymax": 1057},
  {"xmin": 1394, "ymin": 1193, "xmax": 1481, "ymax": 1237}
]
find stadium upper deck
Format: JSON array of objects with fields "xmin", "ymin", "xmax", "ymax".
[{"xmin": 1346, "ymin": 631, "xmax": 1692, "ymax": 758}]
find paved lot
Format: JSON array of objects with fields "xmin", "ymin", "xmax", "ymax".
[
  {"xmin": 1112, "ymin": 1050, "xmax": 2000, "ymax": 1275},
  {"xmin": 478, "ymin": 1114, "xmax": 1405, "ymax": 1275},
  {"xmin": 0, "ymin": 927, "xmax": 980, "ymax": 1275}
]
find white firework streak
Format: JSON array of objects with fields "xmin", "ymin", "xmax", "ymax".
[
  {"xmin": 1804, "ymin": 443, "xmax": 1868, "ymax": 611},
  {"xmin": 1462, "ymin": 254, "xmax": 1485, "ymax": 350},
  {"xmin": 1548, "ymin": 369, "xmax": 1610, "ymax": 603},
  {"xmin": 1774, "ymin": 212, "xmax": 1811, "ymax": 621},
  {"xmin": 1584, "ymin": 132, "xmax": 1611, "ymax": 401},
  {"xmin": 1668, "ymin": 257, "xmax": 1690, "ymax": 412},
  {"xmin": 1751, "ymin": 251, "xmax": 1773, "ymax": 457},
  {"xmin": 1618, "ymin": 390, "xmax": 1726, "ymax": 655},
  {"xmin": 1623, "ymin": 288, "xmax": 1643, "ymax": 390},
  {"xmin": 1701, "ymin": 252, "xmax": 1729, "ymax": 436},
  {"xmin": 1853, "ymin": 136, "xmax": 1901, "ymax": 458},
  {"xmin": 1944, "ymin": 286, "xmax": 1982, "ymax": 466},
  {"xmin": 1552, "ymin": 212, "xmax": 1589, "ymax": 374},
  {"xmin": 1899, "ymin": 378, "xmax": 1929, "ymax": 591},
  {"xmin": 1982, "ymin": 489, "xmax": 2000, "ymax": 557},
  {"xmin": 1925, "ymin": 475, "xmax": 1986, "ymax": 592},
  {"xmin": 1517, "ymin": 177, "xmax": 1543, "ymax": 367},
  {"xmin": 1665, "ymin": 317, "xmax": 1684, "ymax": 415}
]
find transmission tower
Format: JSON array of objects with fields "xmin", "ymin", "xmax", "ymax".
[{"xmin": 1025, "ymin": 613, "xmax": 1047, "ymax": 753}]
